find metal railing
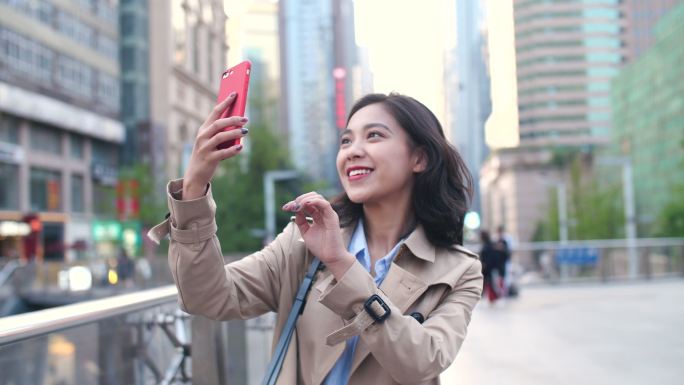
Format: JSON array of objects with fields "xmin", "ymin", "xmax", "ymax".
[
  {"xmin": 502, "ymin": 238, "xmax": 684, "ymax": 284},
  {"xmin": 0, "ymin": 285, "xmax": 239, "ymax": 385}
]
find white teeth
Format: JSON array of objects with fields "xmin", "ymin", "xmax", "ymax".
[{"xmin": 349, "ymin": 169, "xmax": 371, "ymax": 177}]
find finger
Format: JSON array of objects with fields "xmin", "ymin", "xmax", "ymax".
[
  {"xmin": 204, "ymin": 127, "xmax": 248, "ymax": 150},
  {"xmin": 206, "ymin": 143, "xmax": 244, "ymax": 162},
  {"xmin": 200, "ymin": 116, "xmax": 249, "ymax": 139},
  {"xmin": 293, "ymin": 191, "xmax": 324, "ymax": 206},
  {"xmin": 293, "ymin": 210, "xmax": 312, "ymax": 233},
  {"xmin": 301, "ymin": 197, "xmax": 336, "ymax": 223},
  {"xmin": 205, "ymin": 92, "xmax": 237, "ymax": 125},
  {"xmin": 282, "ymin": 191, "xmax": 321, "ymax": 212}
]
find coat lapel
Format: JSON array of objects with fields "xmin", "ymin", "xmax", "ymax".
[{"xmin": 305, "ymin": 224, "xmax": 356, "ymax": 385}]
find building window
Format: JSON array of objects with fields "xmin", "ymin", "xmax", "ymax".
[
  {"xmin": 92, "ymin": 140, "xmax": 118, "ymax": 166},
  {"xmin": 71, "ymin": 173, "xmax": 84, "ymax": 213},
  {"xmin": 0, "ymin": 163, "xmax": 20, "ymax": 210},
  {"xmin": 56, "ymin": 55, "xmax": 94, "ymax": 99},
  {"xmin": 30, "ymin": 167, "xmax": 62, "ymax": 212},
  {"xmin": 30, "ymin": 123, "xmax": 62, "ymax": 155},
  {"xmin": 70, "ymin": 134, "xmax": 84, "ymax": 159},
  {"xmin": 172, "ymin": 0, "xmax": 187, "ymax": 65},
  {"xmin": 0, "ymin": 114, "xmax": 20, "ymax": 144},
  {"xmin": 97, "ymin": 73, "xmax": 120, "ymax": 110}
]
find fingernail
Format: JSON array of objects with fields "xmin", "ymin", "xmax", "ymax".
[
  {"xmin": 240, "ymin": 117, "xmax": 249, "ymax": 123},
  {"xmin": 229, "ymin": 92, "xmax": 236, "ymax": 98},
  {"xmin": 241, "ymin": 127, "xmax": 249, "ymax": 135},
  {"xmin": 235, "ymin": 144, "xmax": 243, "ymax": 151},
  {"xmin": 293, "ymin": 203, "xmax": 301, "ymax": 211}
]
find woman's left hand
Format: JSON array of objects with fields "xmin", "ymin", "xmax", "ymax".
[{"xmin": 282, "ymin": 192, "xmax": 355, "ymax": 279}]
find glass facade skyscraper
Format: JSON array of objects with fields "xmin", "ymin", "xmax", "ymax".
[{"xmin": 608, "ymin": 2, "xmax": 684, "ymax": 234}]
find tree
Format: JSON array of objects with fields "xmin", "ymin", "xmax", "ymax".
[
  {"xmin": 655, "ymin": 140, "xmax": 684, "ymax": 237},
  {"xmin": 534, "ymin": 152, "xmax": 624, "ymax": 241},
  {"xmin": 211, "ymin": 122, "xmax": 324, "ymax": 253}
]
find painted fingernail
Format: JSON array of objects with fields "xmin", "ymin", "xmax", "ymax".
[
  {"xmin": 241, "ymin": 127, "xmax": 249, "ymax": 135},
  {"xmin": 240, "ymin": 117, "xmax": 249, "ymax": 123},
  {"xmin": 293, "ymin": 203, "xmax": 301, "ymax": 211},
  {"xmin": 229, "ymin": 92, "xmax": 236, "ymax": 98},
  {"xmin": 235, "ymin": 144, "xmax": 243, "ymax": 151}
]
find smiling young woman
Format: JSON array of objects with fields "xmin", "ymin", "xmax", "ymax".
[{"xmin": 148, "ymin": 92, "xmax": 483, "ymax": 385}]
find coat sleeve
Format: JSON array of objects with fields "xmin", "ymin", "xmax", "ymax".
[
  {"xmin": 318, "ymin": 257, "xmax": 483, "ymax": 384},
  {"xmin": 162, "ymin": 179, "xmax": 296, "ymax": 320}
]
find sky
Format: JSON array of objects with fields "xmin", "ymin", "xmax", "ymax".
[{"xmin": 354, "ymin": 0, "xmax": 455, "ymax": 125}]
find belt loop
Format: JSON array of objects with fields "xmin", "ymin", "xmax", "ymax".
[{"xmin": 193, "ymin": 222, "xmax": 200, "ymax": 251}]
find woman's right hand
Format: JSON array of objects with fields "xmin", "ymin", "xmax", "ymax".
[{"xmin": 182, "ymin": 92, "xmax": 249, "ymax": 200}]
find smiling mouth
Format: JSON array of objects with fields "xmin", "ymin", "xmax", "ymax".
[{"xmin": 347, "ymin": 168, "xmax": 373, "ymax": 180}]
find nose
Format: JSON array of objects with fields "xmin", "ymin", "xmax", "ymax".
[{"xmin": 345, "ymin": 139, "xmax": 365, "ymax": 160}]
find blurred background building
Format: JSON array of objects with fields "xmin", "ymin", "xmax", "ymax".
[
  {"xmin": 278, "ymin": 0, "xmax": 359, "ymax": 188},
  {"xmin": 481, "ymin": 0, "xmax": 683, "ymax": 247},
  {"xmin": 446, "ymin": 0, "xmax": 491, "ymax": 216},
  {"xmin": 0, "ymin": 0, "xmax": 123, "ymax": 262},
  {"xmin": 606, "ymin": 2, "xmax": 684, "ymax": 236}
]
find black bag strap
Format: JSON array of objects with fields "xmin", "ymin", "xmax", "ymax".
[{"xmin": 262, "ymin": 257, "xmax": 322, "ymax": 385}]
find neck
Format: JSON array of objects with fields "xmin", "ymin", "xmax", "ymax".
[{"xmin": 362, "ymin": 194, "xmax": 415, "ymax": 260}]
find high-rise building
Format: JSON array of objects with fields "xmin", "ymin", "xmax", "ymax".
[
  {"xmin": 608, "ymin": 2, "xmax": 684, "ymax": 235},
  {"xmin": 446, "ymin": 0, "xmax": 491, "ymax": 214},
  {"xmin": 481, "ymin": 0, "xmax": 682, "ymax": 244},
  {"xmin": 226, "ymin": 0, "xmax": 281, "ymax": 131},
  {"xmin": 0, "ymin": 0, "xmax": 123, "ymax": 261},
  {"xmin": 514, "ymin": 0, "xmax": 627, "ymax": 148},
  {"xmin": 279, "ymin": 0, "xmax": 358, "ymax": 187},
  {"xmin": 624, "ymin": 0, "xmax": 682, "ymax": 61},
  {"xmin": 147, "ymin": 0, "xmax": 227, "ymax": 181}
]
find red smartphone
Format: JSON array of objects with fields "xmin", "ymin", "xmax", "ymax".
[{"xmin": 216, "ymin": 60, "xmax": 251, "ymax": 149}]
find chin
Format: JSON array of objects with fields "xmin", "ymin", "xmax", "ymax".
[{"xmin": 344, "ymin": 190, "xmax": 369, "ymax": 204}]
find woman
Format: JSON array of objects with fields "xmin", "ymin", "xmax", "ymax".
[{"xmin": 149, "ymin": 93, "xmax": 483, "ymax": 385}]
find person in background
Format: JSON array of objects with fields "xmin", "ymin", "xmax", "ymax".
[
  {"xmin": 479, "ymin": 230, "xmax": 503, "ymax": 304},
  {"xmin": 495, "ymin": 225, "xmax": 514, "ymax": 297}
]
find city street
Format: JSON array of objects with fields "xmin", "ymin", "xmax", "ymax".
[{"xmin": 441, "ymin": 280, "xmax": 684, "ymax": 385}]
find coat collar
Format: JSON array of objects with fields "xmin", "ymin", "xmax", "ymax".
[{"xmin": 340, "ymin": 220, "xmax": 436, "ymax": 263}]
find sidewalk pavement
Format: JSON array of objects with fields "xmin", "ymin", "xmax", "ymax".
[{"xmin": 441, "ymin": 279, "xmax": 684, "ymax": 385}]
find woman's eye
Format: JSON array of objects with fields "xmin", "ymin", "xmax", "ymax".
[
  {"xmin": 340, "ymin": 137, "xmax": 351, "ymax": 145},
  {"xmin": 367, "ymin": 131, "xmax": 382, "ymax": 139}
]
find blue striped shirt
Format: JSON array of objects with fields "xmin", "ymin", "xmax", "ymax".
[{"xmin": 322, "ymin": 219, "xmax": 405, "ymax": 385}]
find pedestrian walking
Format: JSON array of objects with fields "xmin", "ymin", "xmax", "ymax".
[
  {"xmin": 148, "ymin": 93, "xmax": 483, "ymax": 384},
  {"xmin": 479, "ymin": 230, "xmax": 504, "ymax": 304}
]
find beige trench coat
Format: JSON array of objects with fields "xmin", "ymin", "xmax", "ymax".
[{"xmin": 148, "ymin": 179, "xmax": 483, "ymax": 385}]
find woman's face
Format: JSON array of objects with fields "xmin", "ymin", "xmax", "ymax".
[{"xmin": 337, "ymin": 103, "xmax": 425, "ymax": 205}]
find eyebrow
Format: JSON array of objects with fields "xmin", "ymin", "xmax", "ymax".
[{"xmin": 339, "ymin": 123, "xmax": 393, "ymax": 137}]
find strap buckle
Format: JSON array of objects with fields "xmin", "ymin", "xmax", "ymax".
[{"xmin": 363, "ymin": 294, "xmax": 391, "ymax": 323}]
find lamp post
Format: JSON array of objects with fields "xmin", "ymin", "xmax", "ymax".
[
  {"xmin": 263, "ymin": 170, "xmax": 299, "ymax": 244},
  {"xmin": 598, "ymin": 157, "xmax": 638, "ymax": 278}
]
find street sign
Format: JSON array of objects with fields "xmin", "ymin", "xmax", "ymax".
[{"xmin": 555, "ymin": 247, "xmax": 599, "ymax": 266}]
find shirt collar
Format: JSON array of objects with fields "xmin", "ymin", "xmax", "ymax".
[
  {"xmin": 348, "ymin": 218, "xmax": 367, "ymax": 259},
  {"xmin": 343, "ymin": 219, "xmax": 436, "ymax": 263}
]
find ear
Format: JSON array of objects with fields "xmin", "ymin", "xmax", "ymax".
[{"xmin": 412, "ymin": 147, "xmax": 428, "ymax": 173}]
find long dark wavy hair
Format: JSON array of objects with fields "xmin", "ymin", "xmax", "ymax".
[{"xmin": 331, "ymin": 93, "xmax": 474, "ymax": 247}]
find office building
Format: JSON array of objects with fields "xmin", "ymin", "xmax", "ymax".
[
  {"xmin": 146, "ymin": 0, "xmax": 228, "ymax": 181},
  {"xmin": 446, "ymin": 0, "xmax": 491, "ymax": 214},
  {"xmin": 0, "ymin": 0, "xmax": 123, "ymax": 261},
  {"xmin": 279, "ymin": 0, "xmax": 358, "ymax": 187},
  {"xmin": 608, "ymin": 2, "xmax": 684, "ymax": 235}
]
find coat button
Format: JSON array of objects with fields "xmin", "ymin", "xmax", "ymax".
[{"xmin": 410, "ymin": 312, "xmax": 425, "ymax": 324}]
